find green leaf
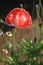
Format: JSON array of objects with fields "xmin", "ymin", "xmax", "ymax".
[{"xmin": 5, "ymin": 41, "xmax": 13, "ymax": 50}]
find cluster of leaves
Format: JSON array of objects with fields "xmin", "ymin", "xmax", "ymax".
[{"xmin": 0, "ymin": 38, "xmax": 43, "ymax": 65}]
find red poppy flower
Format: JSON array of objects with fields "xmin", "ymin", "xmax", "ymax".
[{"xmin": 5, "ymin": 8, "xmax": 32, "ymax": 29}]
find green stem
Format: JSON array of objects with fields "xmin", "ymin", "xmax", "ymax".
[
  {"xmin": 19, "ymin": 29, "xmax": 23, "ymax": 45},
  {"xmin": 13, "ymin": 28, "xmax": 16, "ymax": 43}
]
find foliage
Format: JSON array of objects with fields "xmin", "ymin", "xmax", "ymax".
[{"xmin": 0, "ymin": 37, "xmax": 43, "ymax": 65}]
